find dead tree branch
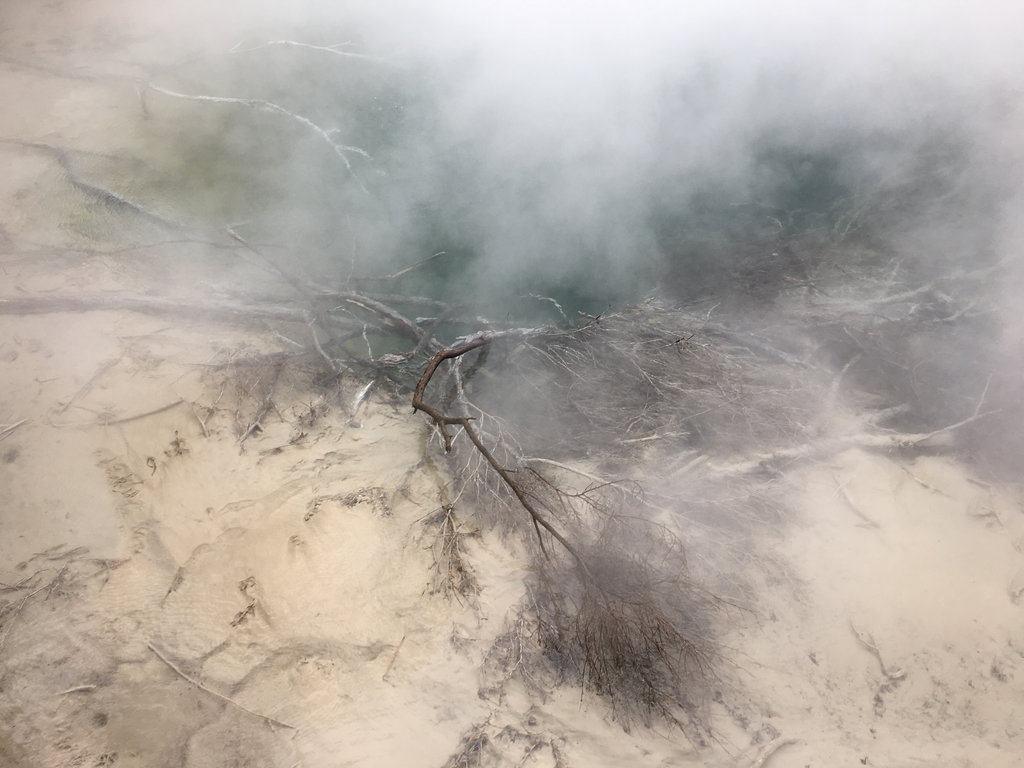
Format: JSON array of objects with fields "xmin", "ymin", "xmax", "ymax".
[
  {"xmin": 147, "ymin": 643, "xmax": 295, "ymax": 729},
  {"xmin": 230, "ymin": 39, "xmax": 401, "ymax": 68},
  {"xmin": 715, "ymin": 408, "xmax": 1000, "ymax": 476},
  {"xmin": 0, "ymin": 418, "xmax": 29, "ymax": 441},
  {"xmin": 0, "ymin": 138, "xmax": 180, "ymax": 228},
  {"xmin": 147, "ymin": 84, "xmax": 371, "ymax": 191},
  {"xmin": 412, "ymin": 333, "xmax": 585, "ymax": 566},
  {"xmin": 333, "ymin": 292, "xmax": 426, "ymax": 345}
]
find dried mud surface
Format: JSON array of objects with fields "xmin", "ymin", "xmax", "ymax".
[{"xmin": 3, "ymin": 3, "xmax": 1024, "ymax": 767}]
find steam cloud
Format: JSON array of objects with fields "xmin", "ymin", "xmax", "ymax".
[
  {"xmin": 140, "ymin": 2, "xmax": 1022, "ymax": 312},
  {"xmin": 135, "ymin": 0, "xmax": 1022, "ymax": 468},
  {"xmin": 307, "ymin": 1, "xmax": 1023, "ymax": 301}
]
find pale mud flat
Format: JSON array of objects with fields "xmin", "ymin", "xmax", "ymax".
[
  {"xmin": 3, "ymin": 3, "xmax": 1024, "ymax": 767},
  {"xmin": 5, "ymin": 289, "xmax": 1024, "ymax": 768}
]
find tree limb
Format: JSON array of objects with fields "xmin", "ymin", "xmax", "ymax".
[
  {"xmin": 147, "ymin": 83, "xmax": 370, "ymax": 191},
  {"xmin": 412, "ymin": 334, "xmax": 588, "ymax": 570}
]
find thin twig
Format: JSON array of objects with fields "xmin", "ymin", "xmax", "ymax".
[
  {"xmin": 231, "ymin": 39, "xmax": 400, "ymax": 68},
  {"xmin": 55, "ymin": 357, "xmax": 119, "ymax": 414},
  {"xmin": 384, "ymin": 251, "xmax": 449, "ymax": 280},
  {"xmin": 381, "ymin": 635, "xmax": 406, "ymax": 682},
  {"xmin": 0, "ymin": 138, "xmax": 180, "ymax": 228},
  {"xmin": 351, "ymin": 380, "xmax": 375, "ymax": 416},
  {"xmin": 716, "ymin": 409, "xmax": 1000, "ymax": 475},
  {"xmin": 190, "ymin": 402, "xmax": 211, "ymax": 437},
  {"xmin": 849, "ymin": 621, "xmax": 905, "ymax": 681},
  {"xmin": 620, "ymin": 431, "xmax": 687, "ymax": 444},
  {"xmin": 413, "ymin": 335, "xmax": 588, "ymax": 571},
  {"xmin": 0, "ymin": 568, "xmax": 66, "ymax": 650},
  {"xmin": 898, "ymin": 465, "xmax": 953, "ymax": 498},
  {"xmin": 186, "ymin": 384, "xmax": 226, "ymax": 439},
  {"xmin": 0, "ymin": 419, "xmax": 28, "ymax": 441},
  {"xmin": 750, "ymin": 737, "xmax": 797, "ymax": 768},
  {"xmin": 103, "ymin": 399, "xmax": 185, "ymax": 426},
  {"xmin": 226, "ymin": 227, "xmax": 317, "ymax": 300},
  {"xmin": 911, "ymin": 409, "xmax": 999, "ymax": 446},
  {"xmin": 148, "ymin": 84, "xmax": 370, "ymax": 191},
  {"xmin": 147, "ymin": 643, "xmax": 295, "ymax": 729},
  {"xmin": 361, "ymin": 323, "xmax": 374, "ymax": 361},
  {"xmin": 308, "ymin": 319, "xmax": 339, "ymax": 373},
  {"xmin": 333, "ymin": 293, "xmax": 425, "ymax": 344},
  {"xmin": 58, "ymin": 685, "xmax": 97, "ymax": 695},
  {"xmin": 524, "ymin": 457, "xmax": 646, "ymax": 504},
  {"xmin": 833, "ymin": 474, "xmax": 879, "ymax": 528},
  {"xmin": 973, "ymin": 373, "xmax": 993, "ymax": 418},
  {"xmin": 0, "ymin": 292, "xmax": 359, "ymax": 328}
]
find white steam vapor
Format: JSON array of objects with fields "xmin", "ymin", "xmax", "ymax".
[{"xmin": 132, "ymin": 0, "xmax": 1024, "ymax": 311}]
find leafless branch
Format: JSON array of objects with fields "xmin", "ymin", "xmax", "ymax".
[
  {"xmin": 147, "ymin": 643, "xmax": 295, "ymax": 729},
  {"xmin": 147, "ymin": 83, "xmax": 371, "ymax": 192},
  {"xmin": 231, "ymin": 39, "xmax": 401, "ymax": 68}
]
